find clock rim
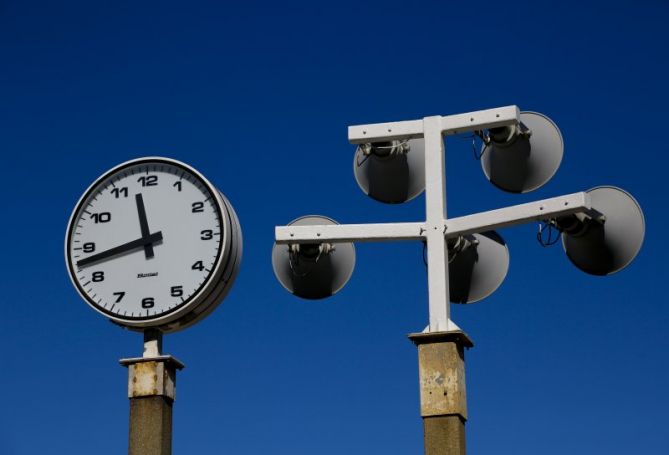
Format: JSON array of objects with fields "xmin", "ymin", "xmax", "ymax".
[
  {"xmin": 64, "ymin": 156, "xmax": 231, "ymax": 330},
  {"xmin": 158, "ymin": 193, "xmax": 243, "ymax": 333}
]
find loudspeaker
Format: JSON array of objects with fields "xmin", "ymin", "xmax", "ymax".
[
  {"xmin": 560, "ymin": 186, "xmax": 644, "ymax": 275},
  {"xmin": 448, "ymin": 231, "xmax": 509, "ymax": 304},
  {"xmin": 353, "ymin": 139, "xmax": 425, "ymax": 203},
  {"xmin": 272, "ymin": 215, "xmax": 356, "ymax": 300},
  {"xmin": 481, "ymin": 112, "xmax": 563, "ymax": 193}
]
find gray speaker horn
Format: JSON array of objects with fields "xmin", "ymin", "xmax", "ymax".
[
  {"xmin": 353, "ymin": 139, "xmax": 425, "ymax": 203},
  {"xmin": 481, "ymin": 111, "xmax": 563, "ymax": 193},
  {"xmin": 448, "ymin": 231, "xmax": 510, "ymax": 304},
  {"xmin": 272, "ymin": 215, "xmax": 356, "ymax": 300},
  {"xmin": 560, "ymin": 186, "xmax": 644, "ymax": 276}
]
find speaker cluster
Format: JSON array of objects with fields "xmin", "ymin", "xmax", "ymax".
[{"xmin": 272, "ymin": 110, "xmax": 644, "ymax": 301}]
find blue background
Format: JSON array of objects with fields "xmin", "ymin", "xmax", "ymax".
[{"xmin": 1, "ymin": 1, "xmax": 667, "ymax": 453}]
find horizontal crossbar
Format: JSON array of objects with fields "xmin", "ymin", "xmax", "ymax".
[
  {"xmin": 274, "ymin": 192, "xmax": 591, "ymax": 244},
  {"xmin": 275, "ymin": 222, "xmax": 424, "ymax": 244},
  {"xmin": 445, "ymin": 192, "xmax": 591, "ymax": 238},
  {"xmin": 347, "ymin": 105, "xmax": 520, "ymax": 144}
]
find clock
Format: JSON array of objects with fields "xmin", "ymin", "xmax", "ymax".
[{"xmin": 65, "ymin": 157, "xmax": 242, "ymax": 333}]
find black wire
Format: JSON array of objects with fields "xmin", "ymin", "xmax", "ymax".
[
  {"xmin": 452, "ymin": 131, "xmax": 487, "ymax": 160},
  {"xmin": 536, "ymin": 222, "xmax": 561, "ymax": 247},
  {"xmin": 355, "ymin": 148, "xmax": 371, "ymax": 167},
  {"xmin": 289, "ymin": 249, "xmax": 322, "ymax": 277},
  {"xmin": 472, "ymin": 131, "xmax": 488, "ymax": 160},
  {"xmin": 422, "ymin": 241, "xmax": 428, "ymax": 268},
  {"xmin": 356, "ymin": 140, "xmax": 410, "ymax": 168}
]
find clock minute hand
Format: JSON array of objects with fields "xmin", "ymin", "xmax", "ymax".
[
  {"xmin": 76, "ymin": 232, "xmax": 163, "ymax": 268},
  {"xmin": 135, "ymin": 193, "xmax": 154, "ymax": 259}
]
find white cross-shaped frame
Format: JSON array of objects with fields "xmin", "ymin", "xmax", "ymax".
[{"xmin": 275, "ymin": 105, "xmax": 595, "ymax": 333}]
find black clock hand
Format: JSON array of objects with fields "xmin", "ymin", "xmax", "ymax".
[
  {"xmin": 76, "ymin": 232, "xmax": 163, "ymax": 268},
  {"xmin": 135, "ymin": 193, "xmax": 154, "ymax": 258}
]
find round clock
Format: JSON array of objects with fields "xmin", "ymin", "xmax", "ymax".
[{"xmin": 65, "ymin": 157, "xmax": 242, "ymax": 333}]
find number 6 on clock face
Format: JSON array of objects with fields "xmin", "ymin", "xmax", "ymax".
[{"xmin": 65, "ymin": 157, "xmax": 242, "ymax": 333}]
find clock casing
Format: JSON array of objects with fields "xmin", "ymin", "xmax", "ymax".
[{"xmin": 65, "ymin": 157, "xmax": 242, "ymax": 333}]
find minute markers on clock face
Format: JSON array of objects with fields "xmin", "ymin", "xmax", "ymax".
[{"xmin": 67, "ymin": 161, "xmax": 224, "ymax": 320}]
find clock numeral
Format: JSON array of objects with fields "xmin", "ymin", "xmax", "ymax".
[
  {"xmin": 111, "ymin": 187, "xmax": 128, "ymax": 198},
  {"xmin": 92, "ymin": 271, "xmax": 105, "ymax": 282},
  {"xmin": 191, "ymin": 260, "xmax": 205, "ymax": 271},
  {"xmin": 171, "ymin": 286, "xmax": 183, "ymax": 297},
  {"xmin": 173, "ymin": 181, "xmax": 182, "ymax": 192},
  {"xmin": 83, "ymin": 242, "xmax": 96, "ymax": 253},
  {"xmin": 138, "ymin": 175, "xmax": 158, "ymax": 187},
  {"xmin": 91, "ymin": 212, "xmax": 111, "ymax": 223},
  {"xmin": 113, "ymin": 292, "xmax": 125, "ymax": 303},
  {"xmin": 192, "ymin": 202, "xmax": 204, "ymax": 213},
  {"xmin": 141, "ymin": 297, "xmax": 155, "ymax": 308},
  {"xmin": 200, "ymin": 230, "xmax": 213, "ymax": 240}
]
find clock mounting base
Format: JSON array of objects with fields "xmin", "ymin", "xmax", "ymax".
[{"xmin": 119, "ymin": 330, "xmax": 184, "ymax": 455}]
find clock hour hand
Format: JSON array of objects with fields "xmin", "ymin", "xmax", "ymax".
[
  {"xmin": 135, "ymin": 193, "xmax": 154, "ymax": 259},
  {"xmin": 76, "ymin": 231, "xmax": 163, "ymax": 268}
]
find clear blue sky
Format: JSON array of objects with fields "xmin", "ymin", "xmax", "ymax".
[{"xmin": 1, "ymin": 1, "xmax": 667, "ymax": 454}]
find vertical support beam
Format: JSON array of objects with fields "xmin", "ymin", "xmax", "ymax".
[
  {"xmin": 120, "ymin": 332, "xmax": 184, "ymax": 455},
  {"xmin": 143, "ymin": 329, "xmax": 163, "ymax": 358},
  {"xmin": 409, "ymin": 331, "xmax": 473, "ymax": 455},
  {"xmin": 128, "ymin": 395, "xmax": 174, "ymax": 455},
  {"xmin": 423, "ymin": 116, "xmax": 451, "ymax": 332},
  {"xmin": 422, "ymin": 415, "xmax": 466, "ymax": 455}
]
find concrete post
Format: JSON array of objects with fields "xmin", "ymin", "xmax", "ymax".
[
  {"xmin": 409, "ymin": 331, "xmax": 473, "ymax": 455},
  {"xmin": 120, "ymin": 332, "xmax": 184, "ymax": 455},
  {"xmin": 128, "ymin": 395, "xmax": 174, "ymax": 455}
]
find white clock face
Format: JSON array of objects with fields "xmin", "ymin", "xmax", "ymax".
[{"xmin": 65, "ymin": 157, "xmax": 237, "ymax": 329}]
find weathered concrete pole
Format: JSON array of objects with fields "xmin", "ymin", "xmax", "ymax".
[
  {"xmin": 409, "ymin": 331, "xmax": 474, "ymax": 455},
  {"xmin": 120, "ymin": 330, "xmax": 184, "ymax": 455}
]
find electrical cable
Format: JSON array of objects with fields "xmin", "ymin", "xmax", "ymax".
[
  {"xmin": 355, "ymin": 149, "xmax": 371, "ymax": 167},
  {"xmin": 356, "ymin": 140, "xmax": 410, "ymax": 167},
  {"xmin": 472, "ymin": 131, "xmax": 489, "ymax": 160},
  {"xmin": 289, "ymin": 246, "xmax": 324, "ymax": 277},
  {"xmin": 422, "ymin": 241, "xmax": 428, "ymax": 268},
  {"xmin": 536, "ymin": 221, "xmax": 561, "ymax": 247}
]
